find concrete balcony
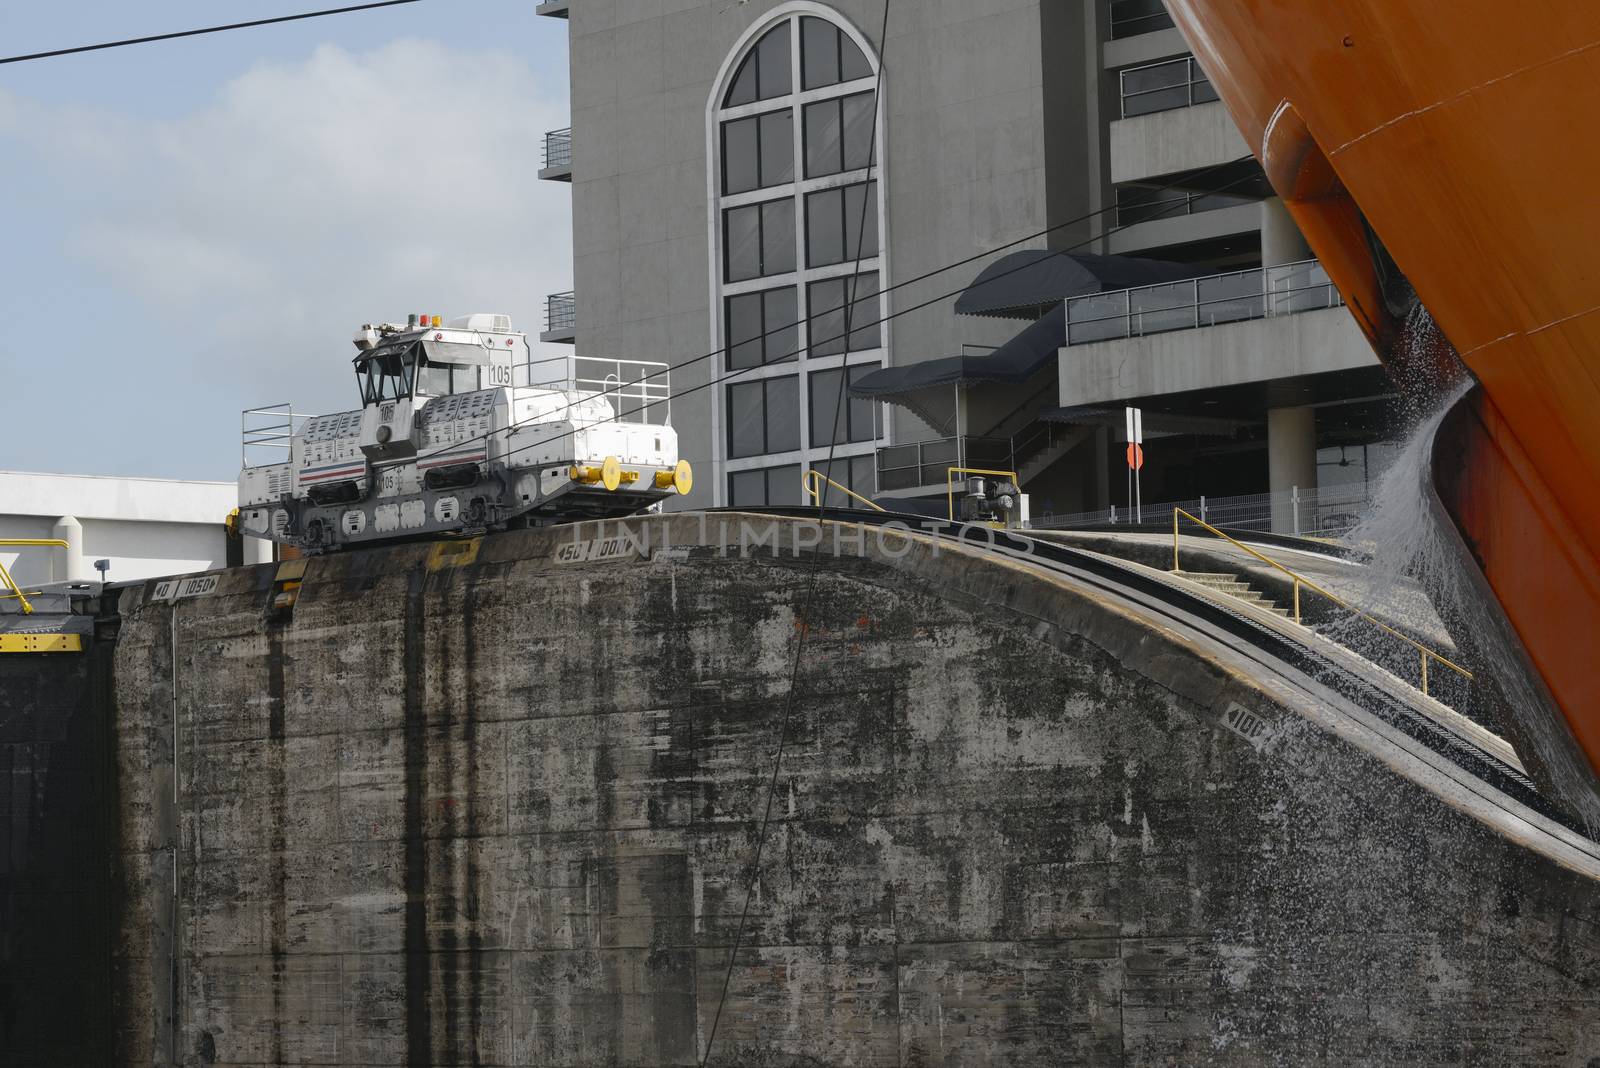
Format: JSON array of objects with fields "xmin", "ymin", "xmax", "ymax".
[
  {"xmin": 540, "ymin": 127, "xmax": 572, "ymax": 182},
  {"xmin": 1059, "ymin": 260, "xmax": 1378, "ymax": 407},
  {"xmin": 541, "ymin": 290, "xmax": 576, "ymax": 345},
  {"xmin": 535, "ymin": 0, "xmax": 569, "ymax": 18},
  {"xmin": 1110, "ymin": 100, "xmax": 1249, "ymax": 185}
]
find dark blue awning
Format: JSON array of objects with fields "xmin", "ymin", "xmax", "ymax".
[
  {"xmin": 953, "ymin": 250, "xmax": 1206, "ymax": 319},
  {"xmin": 850, "ymin": 304, "xmax": 1067, "ymax": 398}
]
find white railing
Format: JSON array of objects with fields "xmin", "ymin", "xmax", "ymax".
[
  {"xmin": 241, "ymin": 404, "xmax": 308, "ymax": 467},
  {"xmin": 1066, "ymin": 258, "xmax": 1343, "ymax": 346},
  {"xmin": 516, "ymin": 355, "xmax": 672, "ymax": 425}
]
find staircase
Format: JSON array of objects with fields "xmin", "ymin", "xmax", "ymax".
[
  {"xmin": 1173, "ymin": 571, "xmax": 1294, "ymax": 621},
  {"xmin": 1012, "ymin": 423, "xmax": 1089, "ymax": 485}
]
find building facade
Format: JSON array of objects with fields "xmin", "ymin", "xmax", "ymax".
[
  {"xmin": 0, "ymin": 471, "xmax": 268, "ymax": 587},
  {"xmin": 539, "ymin": 0, "xmax": 1389, "ymax": 529}
]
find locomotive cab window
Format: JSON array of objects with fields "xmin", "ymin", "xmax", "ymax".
[{"xmin": 357, "ymin": 347, "xmax": 417, "ymax": 405}]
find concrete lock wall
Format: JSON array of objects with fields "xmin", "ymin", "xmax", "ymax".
[{"xmin": 35, "ymin": 515, "xmax": 1600, "ymax": 1064}]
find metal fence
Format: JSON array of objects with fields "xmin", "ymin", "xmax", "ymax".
[
  {"xmin": 876, "ymin": 436, "xmax": 1013, "ymax": 492},
  {"xmin": 543, "ymin": 127, "xmax": 572, "ymax": 169},
  {"xmin": 1109, "ymin": 0, "xmax": 1175, "ymax": 39},
  {"xmin": 1066, "ymin": 258, "xmax": 1342, "ymax": 346},
  {"xmin": 1030, "ymin": 483, "xmax": 1378, "ymax": 541},
  {"xmin": 1119, "ymin": 56, "xmax": 1217, "ymax": 118},
  {"xmin": 1115, "ymin": 185, "xmax": 1259, "ymax": 228},
  {"xmin": 545, "ymin": 290, "xmax": 576, "ymax": 334}
]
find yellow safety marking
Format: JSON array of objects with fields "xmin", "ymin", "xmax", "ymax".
[
  {"xmin": 427, "ymin": 537, "xmax": 481, "ymax": 572},
  {"xmin": 0, "ymin": 633, "xmax": 84, "ymax": 653}
]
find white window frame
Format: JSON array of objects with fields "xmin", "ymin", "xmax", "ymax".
[{"xmin": 705, "ymin": 2, "xmax": 892, "ymax": 506}]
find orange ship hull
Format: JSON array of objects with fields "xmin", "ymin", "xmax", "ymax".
[{"xmin": 1165, "ymin": 1, "xmax": 1600, "ymax": 812}]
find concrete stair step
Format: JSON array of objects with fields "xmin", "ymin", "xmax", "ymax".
[{"xmin": 1174, "ymin": 571, "xmax": 1293, "ymax": 619}]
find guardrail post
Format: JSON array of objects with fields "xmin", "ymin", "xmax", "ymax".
[
  {"xmin": 1199, "ymin": 495, "xmax": 1206, "ymax": 523},
  {"xmin": 1421, "ymin": 651, "xmax": 1430, "ymax": 696},
  {"xmin": 1292, "ymin": 486, "xmax": 1301, "ymax": 537},
  {"xmin": 1293, "ymin": 579, "xmax": 1301, "ymax": 624}
]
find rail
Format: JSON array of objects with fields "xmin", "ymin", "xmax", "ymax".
[
  {"xmin": 1108, "ymin": 0, "xmax": 1175, "ymax": 39},
  {"xmin": 543, "ymin": 126, "xmax": 572, "ymax": 170},
  {"xmin": 1119, "ymin": 56, "xmax": 1217, "ymax": 118},
  {"xmin": 515, "ymin": 355, "xmax": 672, "ymax": 424},
  {"xmin": 1170, "ymin": 507, "xmax": 1473, "ymax": 698},
  {"xmin": 1115, "ymin": 185, "xmax": 1259, "ymax": 227},
  {"xmin": 947, "ymin": 466, "xmax": 1020, "ymax": 523},
  {"xmin": 545, "ymin": 290, "xmax": 576, "ymax": 334},
  {"xmin": 242, "ymin": 404, "xmax": 307, "ymax": 467},
  {"xmin": 876, "ymin": 436, "xmax": 1011, "ymax": 491},
  {"xmin": 0, "ymin": 539, "xmax": 70, "ymax": 615},
  {"xmin": 802, "ymin": 469, "xmax": 884, "ymax": 512},
  {"xmin": 1065, "ymin": 258, "xmax": 1343, "ymax": 346}
]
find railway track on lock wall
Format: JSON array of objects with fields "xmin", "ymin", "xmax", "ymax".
[{"xmin": 730, "ymin": 506, "xmax": 1593, "ymax": 842}]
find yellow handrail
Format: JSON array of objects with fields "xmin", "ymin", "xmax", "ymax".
[
  {"xmin": 946, "ymin": 466, "xmax": 1020, "ymax": 523},
  {"xmin": 1170, "ymin": 508, "xmax": 1472, "ymax": 698},
  {"xmin": 802, "ymin": 469, "xmax": 885, "ymax": 512},
  {"xmin": 0, "ymin": 539, "xmax": 70, "ymax": 616}
]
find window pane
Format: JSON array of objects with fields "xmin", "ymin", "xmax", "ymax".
[
  {"xmin": 725, "ymin": 205, "xmax": 760, "ymax": 282},
  {"xmin": 759, "ymin": 110, "xmax": 794, "ymax": 186},
  {"xmin": 728, "ymin": 380, "xmax": 766, "ymax": 457},
  {"xmin": 804, "ymin": 99, "xmax": 842, "ymax": 178},
  {"xmin": 766, "ymin": 376, "xmax": 800, "ymax": 453},
  {"xmin": 850, "ymin": 454, "xmax": 876, "ymax": 497},
  {"xmin": 806, "ymin": 188, "xmax": 844, "ymax": 267},
  {"xmin": 807, "ymin": 277, "xmax": 846, "ymax": 356},
  {"xmin": 766, "ymin": 464, "xmax": 803, "ymax": 506},
  {"xmin": 843, "ymin": 181, "xmax": 878, "ymax": 259},
  {"xmin": 761, "ymin": 199, "xmax": 795, "ymax": 276},
  {"xmin": 726, "ymin": 293, "xmax": 763, "ymax": 370},
  {"xmin": 847, "ymin": 362, "xmax": 882, "ymax": 440},
  {"xmin": 729, "ymin": 468, "xmax": 767, "ymax": 507},
  {"xmin": 801, "ymin": 17, "xmax": 839, "ymax": 90},
  {"xmin": 756, "ymin": 23, "xmax": 792, "ymax": 100},
  {"xmin": 810, "ymin": 367, "xmax": 845, "ymax": 447},
  {"xmin": 722, "ymin": 117, "xmax": 759, "ymax": 194},
  {"xmin": 726, "ymin": 53, "xmax": 758, "ymax": 107},
  {"xmin": 843, "ymin": 273, "xmax": 880, "ymax": 351},
  {"xmin": 764, "ymin": 287, "xmax": 799, "ymax": 364},
  {"xmin": 840, "ymin": 31, "xmax": 872, "ymax": 81},
  {"xmin": 841, "ymin": 92, "xmax": 875, "ymax": 171}
]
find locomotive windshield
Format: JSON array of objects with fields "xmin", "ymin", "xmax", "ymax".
[{"xmin": 356, "ymin": 345, "xmax": 417, "ymax": 405}]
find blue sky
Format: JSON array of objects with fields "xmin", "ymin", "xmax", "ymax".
[{"xmin": 0, "ymin": 1, "xmax": 572, "ymax": 480}]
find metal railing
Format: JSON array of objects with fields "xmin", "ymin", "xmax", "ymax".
[
  {"xmin": 1170, "ymin": 508, "xmax": 1473, "ymax": 698},
  {"xmin": 803, "ymin": 469, "xmax": 884, "ymax": 512},
  {"xmin": 545, "ymin": 290, "xmax": 576, "ymax": 334},
  {"xmin": 1119, "ymin": 56, "xmax": 1217, "ymax": 118},
  {"xmin": 1109, "ymin": 0, "xmax": 1175, "ymax": 39},
  {"xmin": 1031, "ymin": 483, "xmax": 1377, "ymax": 540},
  {"xmin": 0, "ymin": 540, "xmax": 69, "ymax": 615},
  {"xmin": 1115, "ymin": 186, "xmax": 1259, "ymax": 227},
  {"xmin": 242, "ymin": 404, "xmax": 308, "ymax": 467},
  {"xmin": 517, "ymin": 355, "xmax": 671, "ymax": 424},
  {"xmin": 876, "ymin": 435, "xmax": 1012, "ymax": 492},
  {"xmin": 543, "ymin": 127, "xmax": 572, "ymax": 170},
  {"xmin": 1065, "ymin": 258, "xmax": 1343, "ymax": 346}
]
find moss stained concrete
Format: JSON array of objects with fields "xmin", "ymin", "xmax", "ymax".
[{"xmin": 9, "ymin": 512, "xmax": 1597, "ymax": 1065}]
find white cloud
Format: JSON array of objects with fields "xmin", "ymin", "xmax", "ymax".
[{"xmin": 3, "ymin": 38, "xmax": 572, "ymax": 418}]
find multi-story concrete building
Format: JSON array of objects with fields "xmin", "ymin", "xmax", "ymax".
[{"xmin": 538, "ymin": 0, "xmax": 1388, "ymax": 528}]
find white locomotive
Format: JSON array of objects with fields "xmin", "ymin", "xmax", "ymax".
[{"xmin": 238, "ymin": 313, "xmax": 691, "ymax": 552}]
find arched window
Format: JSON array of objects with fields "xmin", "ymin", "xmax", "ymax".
[{"xmin": 710, "ymin": 6, "xmax": 887, "ymax": 507}]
